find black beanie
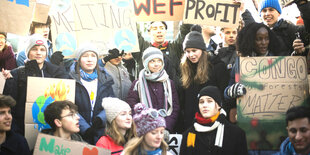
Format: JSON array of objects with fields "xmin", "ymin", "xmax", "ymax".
[
  {"xmin": 197, "ymin": 86, "xmax": 222, "ymax": 106},
  {"xmin": 183, "ymin": 31, "xmax": 206, "ymax": 51}
]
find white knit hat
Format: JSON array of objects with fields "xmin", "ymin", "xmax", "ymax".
[
  {"xmin": 102, "ymin": 97, "xmax": 131, "ymax": 123},
  {"xmin": 25, "ymin": 34, "xmax": 48, "ymax": 58}
]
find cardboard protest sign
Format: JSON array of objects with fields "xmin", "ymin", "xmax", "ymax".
[
  {"xmin": 133, "ymin": 0, "xmax": 185, "ymax": 21},
  {"xmin": 183, "ymin": 0, "xmax": 240, "ymax": 28},
  {"xmin": 50, "ymin": 0, "xmax": 139, "ymax": 58},
  {"xmin": 168, "ymin": 134, "xmax": 182, "ymax": 155},
  {"xmin": 280, "ymin": 0, "xmax": 294, "ymax": 7},
  {"xmin": 237, "ymin": 56, "xmax": 309, "ymax": 150},
  {"xmin": 33, "ymin": 0, "xmax": 52, "ymax": 23},
  {"xmin": 0, "ymin": 73, "xmax": 5, "ymax": 94},
  {"xmin": 25, "ymin": 77, "xmax": 75, "ymax": 150},
  {"xmin": 0, "ymin": 0, "xmax": 36, "ymax": 35},
  {"xmin": 33, "ymin": 133, "xmax": 110, "ymax": 155}
]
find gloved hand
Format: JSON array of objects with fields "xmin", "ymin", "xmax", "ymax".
[
  {"xmin": 103, "ymin": 48, "xmax": 124, "ymax": 63},
  {"xmin": 163, "ymin": 129, "xmax": 170, "ymax": 144},
  {"xmin": 92, "ymin": 117, "xmax": 104, "ymax": 129},
  {"xmin": 25, "ymin": 60, "xmax": 41, "ymax": 76},
  {"xmin": 50, "ymin": 51, "xmax": 64, "ymax": 66},
  {"xmin": 227, "ymin": 83, "xmax": 246, "ymax": 98}
]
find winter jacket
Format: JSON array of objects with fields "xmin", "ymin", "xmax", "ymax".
[
  {"xmin": 180, "ymin": 118, "xmax": 248, "ymax": 155},
  {"xmin": 69, "ymin": 65, "xmax": 115, "ymax": 145},
  {"xmin": 180, "ymin": 55, "xmax": 229, "ymax": 130},
  {"xmin": 41, "ymin": 129, "xmax": 84, "ymax": 142},
  {"xmin": 126, "ymin": 79, "xmax": 180, "ymax": 132},
  {"xmin": 0, "ymin": 130, "xmax": 31, "ymax": 155},
  {"xmin": 104, "ymin": 62, "xmax": 132, "ymax": 100},
  {"xmin": 96, "ymin": 135, "xmax": 123, "ymax": 155},
  {"xmin": 3, "ymin": 61, "xmax": 69, "ymax": 135},
  {"xmin": 242, "ymin": 2, "xmax": 310, "ymax": 56},
  {"xmin": 0, "ymin": 45, "xmax": 16, "ymax": 70},
  {"xmin": 273, "ymin": 137, "xmax": 300, "ymax": 155},
  {"xmin": 16, "ymin": 40, "xmax": 53, "ymax": 67},
  {"xmin": 217, "ymin": 45, "xmax": 238, "ymax": 75},
  {"xmin": 134, "ymin": 24, "xmax": 192, "ymax": 91}
]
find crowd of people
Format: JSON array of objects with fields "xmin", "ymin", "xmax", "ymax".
[{"xmin": 1, "ymin": 0, "xmax": 310, "ymax": 154}]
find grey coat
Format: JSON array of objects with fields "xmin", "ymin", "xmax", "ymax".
[{"xmin": 104, "ymin": 62, "xmax": 132, "ymax": 100}]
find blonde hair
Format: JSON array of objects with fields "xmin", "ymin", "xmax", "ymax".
[
  {"xmin": 180, "ymin": 51, "xmax": 210, "ymax": 88},
  {"xmin": 105, "ymin": 118, "xmax": 136, "ymax": 146},
  {"xmin": 122, "ymin": 136, "xmax": 168, "ymax": 155}
]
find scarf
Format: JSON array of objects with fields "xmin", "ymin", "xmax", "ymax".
[
  {"xmin": 134, "ymin": 68, "xmax": 173, "ymax": 116},
  {"xmin": 146, "ymin": 148, "xmax": 162, "ymax": 155},
  {"xmin": 80, "ymin": 68, "xmax": 98, "ymax": 82},
  {"xmin": 194, "ymin": 109, "xmax": 227, "ymax": 147},
  {"xmin": 152, "ymin": 41, "xmax": 169, "ymax": 51}
]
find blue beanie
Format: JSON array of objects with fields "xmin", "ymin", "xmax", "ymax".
[{"xmin": 260, "ymin": 0, "xmax": 282, "ymax": 14}]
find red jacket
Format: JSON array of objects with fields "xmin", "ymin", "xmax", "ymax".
[{"xmin": 96, "ymin": 135, "xmax": 123, "ymax": 155}]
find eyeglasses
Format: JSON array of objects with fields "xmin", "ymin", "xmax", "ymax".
[
  {"xmin": 61, "ymin": 112, "xmax": 78, "ymax": 119},
  {"xmin": 148, "ymin": 109, "xmax": 167, "ymax": 119}
]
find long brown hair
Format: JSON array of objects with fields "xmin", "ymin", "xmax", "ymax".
[
  {"xmin": 122, "ymin": 136, "xmax": 168, "ymax": 155},
  {"xmin": 180, "ymin": 50, "xmax": 210, "ymax": 88},
  {"xmin": 105, "ymin": 119, "xmax": 136, "ymax": 146}
]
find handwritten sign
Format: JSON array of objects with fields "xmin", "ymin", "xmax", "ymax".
[
  {"xmin": 33, "ymin": 0, "xmax": 52, "ymax": 23},
  {"xmin": 280, "ymin": 0, "xmax": 294, "ymax": 7},
  {"xmin": 168, "ymin": 134, "xmax": 182, "ymax": 155},
  {"xmin": 237, "ymin": 56, "xmax": 309, "ymax": 150},
  {"xmin": 25, "ymin": 77, "xmax": 76, "ymax": 150},
  {"xmin": 50, "ymin": 0, "xmax": 139, "ymax": 58},
  {"xmin": 0, "ymin": 0, "xmax": 36, "ymax": 35},
  {"xmin": 183, "ymin": 0, "xmax": 240, "ymax": 28},
  {"xmin": 133, "ymin": 0, "xmax": 185, "ymax": 21},
  {"xmin": 33, "ymin": 133, "xmax": 110, "ymax": 155}
]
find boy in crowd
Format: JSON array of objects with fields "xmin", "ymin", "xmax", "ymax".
[
  {"xmin": 43, "ymin": 100, "xmax": 83, "ymax": 142},
  {"xmin": 0, "ymin": 94, "xmax": 30, "ymax": 155}
]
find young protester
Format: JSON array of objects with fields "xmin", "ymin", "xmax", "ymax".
[
  {"xmin": 102, "ymin": 49, "xmax": 132, "ymax": 100},
  {"xmin": 96, "ymin": 97, "xmax": 136, "ymax": 155},
  {"xmin": 276, "ymin": 106, "xmax": 310, "ymax": 155},
  {"xmin": 180, "ymin": 31, "xmax": 229, "ymax": 130},
  {"xmin": 16, "ymin": 16, "xmax": 53, "ymax": 66},
  {"xmin": 180, "ymin": 86, "xmax": 248, "ymax": 155},
  {"xmin": 0, "ymin": 32, "xmax": 16, "ymax": 70},
  {"xmin": 122, "ymin": 103, "xmax": 171, "ymax": 155},
  {"xmin": 126, "ymin": 47, "xmax": 179, "ymax": 135},
  {"xmin": 0, "ymin": 94, "xmax": 31, "ymax": 155},
  {"xmin": 69, "ymin": 43, "xmax": 115, "ymax": 145},
  {"xmin": 43, "ymin": 100, "xmax": 83, "ymax": 142},
  {"xmin": 3, "ymin": 34, "xmax": 69, "ymax": 136},
  {"xmin": 240, "ymin": 0, "xmax": 310, "ymax": 55}
]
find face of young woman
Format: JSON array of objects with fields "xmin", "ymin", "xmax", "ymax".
[
  {"xmin": 184, "ymin": 48, "xmax": 202, "ymax": 64},
  {"xmin": 79, "ymin": 51, "xmax": 98, "ymax": 74},
  {"xmin": 255, "ymin": 27, "xmax": 269, "ymax": 56},
  {"xmin": 199, "ymin": 96, "xmax": 220, "ymax": 118},
  {"xmin": 148, "ymin": 58, "xmax": 163, "ymax": 73},
  {"xmin": 144, "ymin": 127, "xmax": 165, "ymax": 151},
  {"xmin": 115, "ymin": 109, "xmax": 132, "ymax": 131},
  {"xmin": 28, "ymin": 45, "xmax": 47, "ymax": 67}
]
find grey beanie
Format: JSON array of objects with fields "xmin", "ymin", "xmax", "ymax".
[
  {"xmin": 102, "ymin": 97, "xmax": 131, "ymax": 123},
  {"xmin": 25, "ymin": 34, "xmax": 48, "ymax": 58},
  {"xmin": 142, "ymin": 47, "xmax": 164, "ymax": 70},
  {"xmin": 75, "ymin": 43, "xmax": 99, "ymax": 60},
  {"xmin": 183, "ymin": 31, "xmax": 206, "ymax": 51}
]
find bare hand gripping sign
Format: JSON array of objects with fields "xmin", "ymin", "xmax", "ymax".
[
  {"xmin": 238, "ymin": 56, "xmax": 308, "ymax": 119},
  {"xmin": 183, "ymin": 0, "xmax": 240, "ymax": 27}
]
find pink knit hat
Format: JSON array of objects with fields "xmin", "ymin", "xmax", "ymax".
[{"xmin": 133, "ymin": 103, "xmax": 166, "ymax": 137}]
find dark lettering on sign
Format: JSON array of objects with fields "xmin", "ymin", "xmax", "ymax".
[
  {"xmin": 185, "ymin": 0, "xmax": 239, "ymax": 24},
  {"xmin": 240, "ymin": 57, "xmax": 307, "ymax": 81},
  {"xmin": 168, "ymin": 137, "xmax": 178, "ymax": 154},
  {"xmin": 134, "ymin": 0, "xmax": 183, "ymax": 16}
]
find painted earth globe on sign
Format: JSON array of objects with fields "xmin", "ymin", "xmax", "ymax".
[{"xmin": 32, "ymin": 96, "xmax": 55, "ymax": 131}]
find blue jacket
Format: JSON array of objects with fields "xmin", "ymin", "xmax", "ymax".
[
  {"xmin": 0, "ymin": 130, "xmax": 31, "ymax": 155},
  {"xmin": 69, "ymin": 64, "xmax": 115, "ymax": 145},
  {"xmin": 274, "ymin": 137, "xmax": 310, "ymax": 155}
]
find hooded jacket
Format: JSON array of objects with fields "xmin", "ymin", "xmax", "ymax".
[{"xmin": 0, "ymin": 45, "xmax": 16, "ymax": 70}]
